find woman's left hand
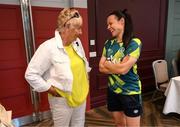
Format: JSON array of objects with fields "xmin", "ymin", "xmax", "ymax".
[{"xmin": 47, "ymin": 86, "xmax": 61, "ymax": 97}]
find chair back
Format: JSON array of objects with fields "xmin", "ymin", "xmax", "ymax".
[
  {"xmin": 172, "ymin": 58, "xmax": 179, "ymax": 76},
  {"xmin": 152, "ymin": 60, "xmax": 169, "ymax": 90}
]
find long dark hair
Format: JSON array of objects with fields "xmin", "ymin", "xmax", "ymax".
[{"xmin": 108, "ymin": 9, "xmax": 134, "ymax": 48}]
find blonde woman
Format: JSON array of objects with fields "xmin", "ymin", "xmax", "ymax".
[{"xmin": 25, "ymin": 8, "xmax": 91, "ymax": 127}]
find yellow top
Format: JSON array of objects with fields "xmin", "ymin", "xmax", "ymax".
[{"xmin": 55, "ymin": 44, "xmax": 89, "ymax": 107}]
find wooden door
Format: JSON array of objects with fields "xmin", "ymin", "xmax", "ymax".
[
  {"xmin": 0, "ymin": 4, "xmax": 33, "ymax": 118},
  {"xmin": 88, "ymin": 0, "xmax": 168, "ymax": 108}
]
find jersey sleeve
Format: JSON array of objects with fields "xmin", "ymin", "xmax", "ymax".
[
  {"xmin": 126, "ymin": 38, "xmax": 142, "ymax": 59},
  {"xmin": 102, "ymin": 47, "xmax": 106, "ymax": 57},
  {"xmin": 102, "ymin": 40, "xmax": 109, "ymax": 57}
]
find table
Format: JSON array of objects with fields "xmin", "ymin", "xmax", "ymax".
[{"xmin": 163, "ymin": 76, "xmax": 180, "ymax": 114}]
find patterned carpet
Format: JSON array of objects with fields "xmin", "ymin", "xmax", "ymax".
[{"xmin": 23, "ymin": 94, "xmax": 180, "ymax": 127}]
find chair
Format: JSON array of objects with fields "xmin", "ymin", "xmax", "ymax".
[
  {"xmin": 172, "ymin": 58, "xmax": 179, "ymax": 76},
  {"xmin": 152, "ymin": 60, "xmax": 169, "ymax": 101}
]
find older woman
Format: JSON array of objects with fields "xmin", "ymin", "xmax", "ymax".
[{"xmin": 25, "ymin": 8, "xmax": 91, "ymax": 127}]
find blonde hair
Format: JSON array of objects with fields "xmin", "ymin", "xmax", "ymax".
[{"xmin": 57, "ymin": 8, "xmax": 81, "ymax": 32}]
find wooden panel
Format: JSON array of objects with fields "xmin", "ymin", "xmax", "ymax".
[
  {"xmin": 0, "ymin": 4, "xmax": 33, "ymax": 118},
  {"xmin": 32, "ymin": 7, "xmax": 60, "ymax": 48}
]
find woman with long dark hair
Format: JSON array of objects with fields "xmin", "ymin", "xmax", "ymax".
[{"xmin": 99, "ymin": 9, "xmax": 142, "ymax": 126}]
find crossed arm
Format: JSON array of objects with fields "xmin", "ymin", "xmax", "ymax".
[{"xmin": 99, "ymin": 55, "xmax": 137, "ymax": 75}]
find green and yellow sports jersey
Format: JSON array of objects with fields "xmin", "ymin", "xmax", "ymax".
[{"xmin": 102, "ymin": 38, "xmax": 142, "ymax": 95}]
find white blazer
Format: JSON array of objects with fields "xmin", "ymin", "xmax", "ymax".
[{"xmin": 25, "ymin": 30, "xmax": 91, "ymax": 93}]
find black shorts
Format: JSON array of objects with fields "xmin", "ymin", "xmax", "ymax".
[{"xmin": 107, "ymin": 88, "xmax": 143, "ymax": 117}]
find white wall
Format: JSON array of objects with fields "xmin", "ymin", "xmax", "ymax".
[
  {"xmin": 31, "ymin": 0, "xmax": 69, "ymax": 8},
  {"xmin": 0, "ymin": 0, "xmax": 87, "ymax": 8},
  {"xmin": 0, "ymin": 0, "xmax": 20, "ymax": 5},
  {"xmin": 71, "ymin": 0, "xmax": 87, "ymax": 8}
]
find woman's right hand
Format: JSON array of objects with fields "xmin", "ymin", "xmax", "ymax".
[{"xmin": 47, "ymin": 86, "xmax": 61, "ymax": 97}]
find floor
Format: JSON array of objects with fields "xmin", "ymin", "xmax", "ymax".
[{"xmin": 23, "ymin": 93, "xmax": 180, "ymax": 127}]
